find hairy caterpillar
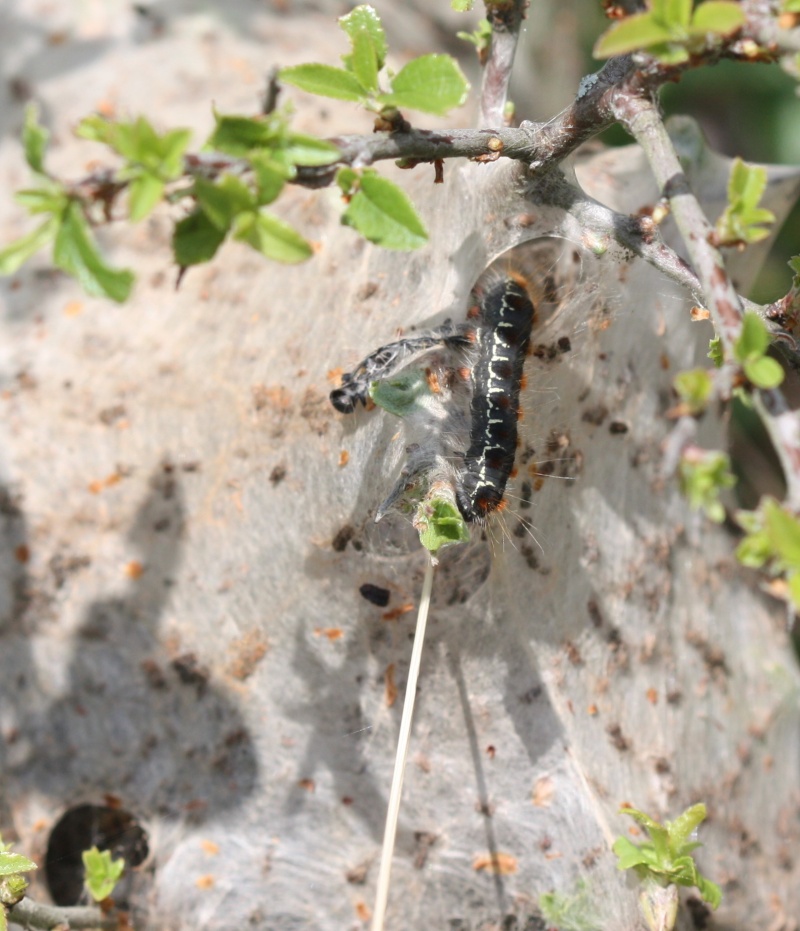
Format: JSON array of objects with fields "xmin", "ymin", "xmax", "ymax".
[{"xmin": 455, "ymin": 275, "xmax": 535, "ymax": 523}]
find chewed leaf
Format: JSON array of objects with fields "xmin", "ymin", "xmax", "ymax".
[{"xmin": 342, "ymin": 171, "xmax": 427, "ymax": 250}]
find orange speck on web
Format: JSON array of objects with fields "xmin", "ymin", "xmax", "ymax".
[
  {"xmin": 327, "ymin": 367, "xmax": 344, "ymax": 384},
  {"xmin": 339, "ymin": 450, "xmax": 350, "ymax": 467},
  {"xmin": 472, "ymin": 852, "xmax": 518, "ymax": 875},
  {"xmin": 14, "ymin": 545, "xmax": 29, "ymax": 564},
  {"xmin": 646, "ymin": 688, "xmax": 658, "ymax": 705},
  {"xmin": 195, "ymin": 875, "xmax": 215, "ymax": 890},
  {"xmin": 314, "ymin": 627, "xmax": 343, "ymax": 640},
  {"xmin": 532, "ymin": 776, "xmax": 554, "ymax": 808},
  {"xmin": 64, "ymin": 301, "xmax": 83, "ymax": 317},
  {"xmin": 200, "ymin": 840, "xmax": 219, "ymax": 856},
  {"xmin": 587, "ymin": 703, "xmax": 598, "ymax": 716},
  {"xmin": 124, "ymin": 561, "xmax": 144, "ymax": 580},
  {"xmin": 298, "ymin": 779, "xmax": 315, "ymax": 792},
  {"xmin": 382, "ymin": 603, "xmax": 414, "ymax": 622},
  {"xmin": 96, "ymin": 98, "xmax": 116, "ymax": 118},
  {"xmin": 354, "ymin": 900, "xmax": 371, "ymax": 922}
]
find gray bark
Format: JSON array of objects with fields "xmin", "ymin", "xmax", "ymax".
[{"xmin": 1, "ymin": 4, "xmax": 799, "ymax": 931}]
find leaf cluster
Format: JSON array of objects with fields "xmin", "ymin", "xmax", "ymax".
[
  {"xmin": 736, "ymin": 498, "xmax": 800, "ymax": 610},
  {"xmin": 594, "ymin": 0, "xmax": 745, "ymax": 64},
  {"xmin": 0, "ymin": 835, "xmax": 37, "ymax": 931},
  {"xmin": 82, "ymin": 846, "xmax": 125, "ymax": 903},
  {"xmin": 715, "ymin": 159, "xmax": 776, "ymax": 248},
  {"xmin": 280, "ymin": 5, "xmax": 469, "ymax": 117},
  {"xmin": 733, "ymin": 311, "xmax": 784, "ymax": 389},
  {"xmin": 613, "ymin": 805, "xmax": 721, "ymax": 910},
  {"xmin": 678, "ymin": 448, "xmax": 735, "ymax": 523}
]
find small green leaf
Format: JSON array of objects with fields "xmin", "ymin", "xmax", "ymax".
[
  {"xmin": 340, "ymin": 6, "xmax": 387, "ymax": 71},
  {"xmin": 651, "ymin": 0, "xmax": 692, "ymax": 29},
  {"xmin": 0, "ymin": 904, "xmax": 6, "ymax": 931},
  {"xmin": 0, "ymin": 852, "xmax": 37, "ymax": 877},
  {"xmin": 743, "ymin": 355, "xmax": 784, "ymax": 389},
  {"xmin": 689, "ymin": 1, "xmax": 745, "ymax": 36},
  {"xmin": 342, "ymin": 170, "xmax": 427, "ymax": 250},
  {"xmin": 0, "ymin": 217, "xmax": 59, "ymax": 275},
  {"xmin": 457, "ymin": 19, "xmax": 493, "ymax": 52},
  {"xmin": 194, "ymin": 174, "xmax": 255, "ymax": 231},
  {"xmin": 716, "ymin": 159, "xmax": 776, "ymax": 245},
  {"xmin": 451, "ymin": 0, "xmax": 474, "ymax": 10},
  {"xmin": 173, "ymin": 209, "xmax": 227, "ymax": 266},
  {"xmin": 82, "ymin": 847, "xmax": 124, "ymax": 903},
  {"xmin": 336, "ymin": 166, "xmax": 359, "ymax": 195},
  {"xmin": 54, "ymin": 202, "xmax": 134, "ymax": 302},
  {"xmin": 249, "ymin": 155, "xmax": 290, "ymax": 205},
  {"xmin": 14, "ymin": 181, "xmax": 67, "ymax": 214},
  {"xmin": 127, "ymin": 172, "xmax": 164, "ymax": 222},
  {"xmin": 679, "ymin": 449, "xmax": 735, "ymax": 522},
  {"xmin": 158, "ymin": 128, "xmax": 193, "ymax": 178},
  {"xmin": 416, "ymin": 496, "xmax": 470, "ymax": 554},
  {"xmin": 695, "ymin": 875, "xmax": 722, "ymax": 910},
  {"xmin": 232, "ymin": 211, "xmax": 312, "ymax": 263},
  {"xmin": 667, "ymin": 803, "xmax": 707, "ymax": 852},
  {"xmin": 790, "ymin": 255, "xmax": 800, "ymax": 277},
  {"xmin": 593, "ymin": 13, "xmax": 676, "ymax": 58},
  {"xmin": 734, "ymin": 311, "xmax": 771, "ymax": 363},
  {"xmin": 378, "ymin": 54, "xmax": 469, "ymax": 116},
  {"xmin": 763, "ymin": 498, "xmax": 800, "ymax": 568},
  {"xmin": 206, "ymin": 113, "xmax": 278, "ymax": 156},
  {"xmin": 674, "ymin": 368, "xmax": 713, "ymax": 414},
  {"xmin": 613, "ymin": 836, "xmax": 655, "ymax": 871},
  {"xmin": 735, "ymin": 524, "xmax": 771, "ymax": 568},
  {"xmin": 23, "ymin": 104, "xmax": 49, "ymax": 175},
  {"xmin": 708, "ymin": 335, "xmax": 724, "ymax": 367},
  {"xmin": 280, "ymin": 64, "xmax": 368, "ymax": 102}
]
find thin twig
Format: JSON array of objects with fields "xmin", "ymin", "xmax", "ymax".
[
  {"xmin": 479, "ymin": 0, "xmax": 528, "ymax": 127},
  {"xmin": 371, "ymin": 560, "xmax": 435, "ymax": 931}
]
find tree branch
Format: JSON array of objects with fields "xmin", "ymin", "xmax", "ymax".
[
  {"xmin": 8, "ymin": 897, "xmax": 119, "ymax": 931},
  {"xmin": 479, "ymin": 0, "xmax": 528, "ymax": 127}
]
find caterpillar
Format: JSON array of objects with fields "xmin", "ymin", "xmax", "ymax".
[
  {"xmin": 455, "ymin": 275, "xmax": 535, "ymax": 523},
  {"xmin": 329, "ymin": 321, "xmax": 469, "ymax": 414}
]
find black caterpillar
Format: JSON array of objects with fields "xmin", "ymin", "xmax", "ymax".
[
  {"xmin": 455, "ymin": 276, "xmax": 534, "ymax": 522},
  {"xmin": 330, "ymin": 276, "xmax": 535, "ymax": 523}
]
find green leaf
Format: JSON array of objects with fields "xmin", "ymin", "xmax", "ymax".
[
  {"xmin": 717, "ymin": 159, "xmax": 775, "ymax": 245},
  {"xmin": 679, "ymin": 449, "xmax": 735, "ymax": 522},
  {"xmin": 0, "ymin": 904, "xmax": 6, "ymax": 931},
  {"xmin": 280, "ymin": 64, "xmax": 368, "ymax": 102},
  {"xmin": 23, "ymin": 104, "xmax": 49, "ymax": 175},
  {"xmin": 14, "ymin": 181, "xmax": 67, "ymax": 214},
  {"xmin": 734, "ymin": 311, "xmax": 771, "ymax": 362},
  {"xmin": 784, "ymin": 0, "xmax": 800, "ymax": 12},
  {"xmin": 77, "ymin": 116, "xmax": 190, "ymax": 179},
  {"xmin": 206, "ymin": 113, "xmax": 280, "ymax": 156},
  {"xmin": 54, "ymin": 202, "xmax": 134, "ymax": 302},
  {"xmin": 695, "ymin": 874, "xmax": 722, "ymax": 910},
  {"xmin": 674, "ymin": 368, "xmax": 713, "ymax": 413},
  {"xmin": 729, "ymin": 157, "xmax": 767, "ymax": 209},
  {"xmin": 127, "ymin": 172, "xmax": 164, "ymax": 222},
  {"xmin": 340, "ymin": 6, "xmax": 387, "ymax": 92},
  {"xmin": 282, "ymin": 133, "xmax": 340, "ymax": 167},
  {"xmin": 790, "ymin": 255, "xmax": 800, "ymax": 277},
  {"xmin": 667, "ymin": 803, "xmax": 707, "ymax": 852},
  {"xmin": 342, "ymin": 170, "xmax": 428, "ymax": 250},
  {"xmin": 336, "ymin": 166, "xmax": 359, "ymax": 195},
  {"xmin": 157, "ymin": 127, "xmax": 193, "ymax": 178},
  {"xmin": 763, "ymin": 498, "xmax": 800, "ymax": 568},
  {"xmin": 613, "ymin": 836, "xmax": 655, "ymax": 871},
  {"xmin": 735, "ymin": 526, "xmax": 771, "ymax": 568},
  {"xmin": 743, "ymin": 355, "xmax": 784, "ymax": 389},
  {"xmin": 249, "ymin": 154, "xmax": 289, "ymax": 205},
  {"xmin": 194, "ymin": 174, "xmax": 255, "ymax": 231},
  {"xmin": 416, "ymin": 496, "xmax": 470, "ymax": 554},
  {"xmin": 451, "ymin": 0, "xmax": 474, "ymax": 9},
  {"xmin": 0, "ymin": 217, "xmax": 59, "ymax": 275},
  {"xmin": 708, "ymin": 335, "xmax": 724, "ymax": 367},
  {"xmin": 82, "ymin": 847, "xmax": 124, "ymax": 903},
  {"xmin": 378, "ymin": 55, "xmax": 469, "ymax": 116},
  {"xmin": 689, "ymin": 1, "xmax": 745, "ymax": 36},
  {"xmin": 340, "ymin": 6, "xmax": 387, "ymax": 70},
  {"xmin": 232, "ymin": 211, "xmax": 312, "ymax": 263},
  {"xmin": 0, "ymin": 851, "xmax": 37, "ymax": 877},
  {"xmin": 651, "ymin": 0, "xmax": 692, "ymax": 28},
  {"xmin": 594, "ymin": 13, "xmax": 676, "ymax": 58},
  {"xmin": 173, "ymin": 209, "xmax": 227, "ymax": 266},
  {"xmin": 457, "ymin": 19, "xmax": 493, "ymax": 52}
]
